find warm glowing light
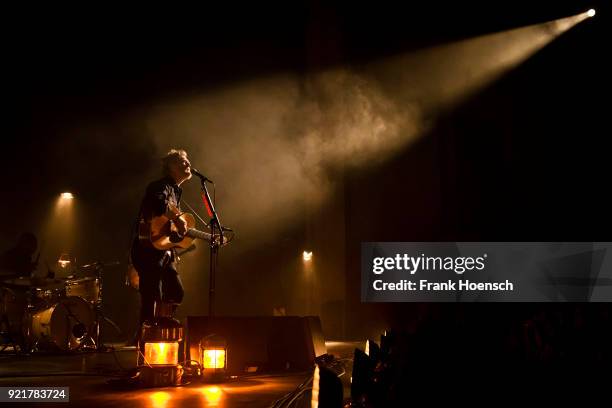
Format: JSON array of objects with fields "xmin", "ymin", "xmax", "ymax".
[
  {"xmin": 311, "ymin": 365, "xmax": 320, "ymax": 408},
  {"xmin": 201, "ymin": 386, "xmax": 222, "ymax": 405},
  {"xmin": 303, "ymin": 251, "xmax": 313, "ymax": 262},
  {"xmin": 144, "ymin": 342, "xmax": 179, "ymax": 365},
  {"xmin": 203, "ymin": 348, "xmax": 226, "ymax": 369},
  {"xmin": 365, "ymin": 339, "xmax": 378, "ymax": 356},
  {"xmin": 587, "ymin": 9, "xmax": 596, "ymax": 17},
  {"xmin": 60, "ymin": 192, "xmax": 74, "ymax": 200},
  {"xmin": 149, "ymin": 391, "xmax": 171, "ymax": 408},
  {"xmin": 57, "ymin": 253, "xmax": 72, "ymax": 268}
]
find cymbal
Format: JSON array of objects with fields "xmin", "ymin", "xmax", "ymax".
[
  {"xmin": 2, "ymin": 276, "xmax": 64, "ymax": 288},
  {"xmin": 80, "ymin": 260, "xmax": 121, "ymax": 269},
  {"xmin": 2, "ymin": 276, "xmax": 32, "ymax": 286}
]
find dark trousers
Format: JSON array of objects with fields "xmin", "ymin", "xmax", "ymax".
[{"xmin": 131, "ymin": 240, "xmax": 184, "ymax": 324}]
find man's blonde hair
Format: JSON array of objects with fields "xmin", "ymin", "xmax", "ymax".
[{"xmin": 162, "ymin": 149, "xmax": 188, "ymax": 175}]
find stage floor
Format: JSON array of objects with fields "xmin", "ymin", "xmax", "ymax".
[
  {"xmin": 0, "ymin": 341, "xmax": 361, "ymax": 407},
  {"xmin": 0, "ymin": 345, "xmax": 312, "ymax": 407}
]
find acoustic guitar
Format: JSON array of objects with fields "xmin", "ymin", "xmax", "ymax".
[{"xmin": 144, "ymin": 205, "xmax": 226, "ymax": 250}]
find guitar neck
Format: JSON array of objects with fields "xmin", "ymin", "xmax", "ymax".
[{"xmin": 186, "ymin": 228, "xmax": 213, "ymax": 242}]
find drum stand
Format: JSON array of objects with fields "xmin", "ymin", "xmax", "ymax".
[
  {"xmin": 71, "ymin": 306, "xmax": 98, "ymax": 352},
  {"xmin": 91, "ymin": 262, "xmax": 121, "ymax": 351},
  {"xmin": 91, "ymin": 304, "xmax": 122, "ymax": 351}
]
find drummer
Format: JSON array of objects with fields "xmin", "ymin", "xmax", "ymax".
[{"xmin": 0, "ymin": 232, "xmax": 38, "ymax": 278}]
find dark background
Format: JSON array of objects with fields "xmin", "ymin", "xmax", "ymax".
[{"xmin": 2, "ymin": 0, "xmax": 610, "ymax": 342}]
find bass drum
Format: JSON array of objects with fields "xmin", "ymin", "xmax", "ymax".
[{"xmin": 26, "ymin": 296, "xmax": 94, "ymax": 351}]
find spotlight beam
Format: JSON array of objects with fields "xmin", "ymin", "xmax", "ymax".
[
  {"xmin": 370, "ymin": 10, "xmax": 593, "ymax": 116},
  {"xmin": 140, "ymin": 9, "xmax": 595, "ymax": 253}
]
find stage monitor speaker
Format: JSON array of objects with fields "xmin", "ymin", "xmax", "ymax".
[{"xmin": 185, "ymin": 316, "xmax": 326, "ymax": 374}]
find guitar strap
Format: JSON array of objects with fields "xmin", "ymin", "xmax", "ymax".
[{"xmin": 181, "ymin": 199, "xmax": 209, "ymax": 228}]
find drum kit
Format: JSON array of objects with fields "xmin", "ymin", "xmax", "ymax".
[{"xmin": 0, "ymin": 261, "xmax": 119, "ymax": 353}]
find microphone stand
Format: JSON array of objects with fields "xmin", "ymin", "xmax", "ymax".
[{"xmin": 199, "ymin": 176, "xmax": 223, "ymax": 317}]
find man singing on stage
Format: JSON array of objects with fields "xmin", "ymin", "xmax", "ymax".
[{"xmin": 130, "ymin": 149, "xmax": 193, "ymax": 328}]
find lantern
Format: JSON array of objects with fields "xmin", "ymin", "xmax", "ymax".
[
  {"xmin": 200, "ymin": 334, "xmax": 227, "ymax": 382},
  {"xmin": 143, "ymin": 341, "xmax": 179, "ymax": 366},
  {"xmin": 138, "ymin": 302, "xmax": 184, "ymax": 387}
]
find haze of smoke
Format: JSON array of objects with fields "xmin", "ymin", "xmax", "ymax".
[
  {"xmin": 368, "ymin": 14, "xmax": 584, "ymax": 111},
  {"xmin": 143, "ymin": 70, "xmax": 417, "ymax": 242},
  {"xmin": 134, "ymin": 14, "xmax": 582, "ymax": 244}
]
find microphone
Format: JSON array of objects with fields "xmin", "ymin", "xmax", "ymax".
[{"xmin": 190, "ymin": 167, "xmax": 214, "ymax": 183}]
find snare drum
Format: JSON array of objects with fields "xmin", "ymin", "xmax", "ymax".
[
  {"xmin": 3, "ymin": 277, "xmax": 65, "ymax": 306},
  {"xmin": 25, "ymin": 296, "xmax": 95, "ymax": 351},
  {"xmin": 31, "ymin": 286, "xmax": 65, "ymax": 305},
  {"xmin": 64, "ymin": 277, "xmax": 100, "ymax": 304}
]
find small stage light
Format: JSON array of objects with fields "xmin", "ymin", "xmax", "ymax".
[
  {"xmin": 60, "ymin": 192, "xmax": 74, "ymax": 200},
  {"xmin": 144, "ymin": 341, "xmax": 180, "ymax": 366},
  {"xmin": 57, "ymin": 252, "xmax": 72, "ymax": 268},
  {"xmin": 200, "ymin": 334, "xmax": 228, "ymax": 382},
  {"xmin": 303, "ymin": 251, "xmax": 313, "ymax": 262},
  {"xmin": 203, "ymin": 348, "xmax": 226, "ymax": 370},
  {"xmin": 138, "ymin": 302, "xmax": 184, "ymax": 387},
  {"xmin": 587, "ymin": 9, "xmax": 596, "ymax": 17}
]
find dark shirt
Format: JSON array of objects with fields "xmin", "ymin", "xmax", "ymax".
[
  {"xmin": 132, "ymin": 176, "xmax": 182, "ymax": 262},
  {"xmin": 138, "ymin": 176, "xmax": 183, "ymax": 221}
]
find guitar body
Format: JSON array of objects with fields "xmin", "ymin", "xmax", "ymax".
[{"xmin": 150, "ymin": 213, "xmax": 197, "ymax": 250}]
